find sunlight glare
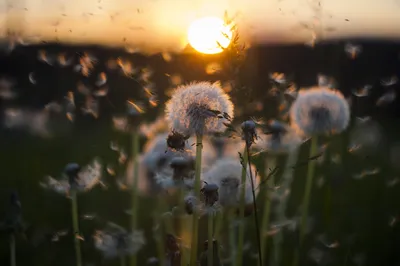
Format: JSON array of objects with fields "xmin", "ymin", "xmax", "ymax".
[{"xmin": 187, "ymin": 17, "xmax": 233, "ymax": 54}]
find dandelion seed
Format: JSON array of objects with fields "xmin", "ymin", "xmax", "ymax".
[
  {"xmin": 386, "ymin": 177, "xmax": 399, "ymax": 187},
  {"xmin": 352, "ymin": 85, "xmax": 372, "ymax": 97},
  {"xmin": 0, "ymin": 78, "xmax": 17, "ymax": 100},
  {"xmin": 376, "ymin": 90, "xmax": 396, "ymax": 106},
  {"xmin": 205, "ymin": 62, "xmax": 222, "ymax": 75},
  {"xmin": 57, "ymin": 52, "xmax": 73, "ymax": 67},
  {"xmin": 66, "ymin": 112, "xmax": 75, "ymax": 122},
  {"xmin": 118, "ymin": 149, "xmax": 127, "ymax": 165},
  {"xmin": 75, "ymin": 234, "xmax": 85, "ymax": 241},
  {"xmin": 106, "ymin": 164, "xmax": 116, "ymax": 176},
  {"xmin": 28, "ymin": 72, "xmax": 37, "ymax": 84},
  {"xmin": 44, "ymin": 102, "xmax": 63, "ymax": 113},
  {"xmin": 166, "ymin": 81, "xmax": 234, "ymax": 136},
  {"xmin": 38, "ymin": 50, "xmax": 53, "ymax": 65},
  {"xmin": 317, "ymin": 74, "xmax": 336, "ymax": 88},
  {"xmin": 127, "ymin": 100, "xmax": 145, "ymax": 115},
  {"xmin": 167, "ymin": 74, "xmax": 183, "ymax": 86},
  {"xmin": 95, "ymin": 72, "xmax": 107, "ymax": 87},
  {"xmin": 82, "ymin": 213, "xmax": 97, "ymax": 220},
  {"xmin": 82, "ymin": 96, "xmax": 99, "ymax": 118},
  {"xmin": 345, "ymin": 43, "xmax": 362, "ymax": 59},
  {"xmin": 380, "ymin": 75, "xmax": 398, "ymax": 87},
  {"xmin": 269, "ymin": 72, "xmax": 286, "ymax": 84},
  {"xmin": 290, "ymin": 86, "xmax": 350, "ymax": 136},
  {"xmin": 161, "ymin": 52, "xmax": 173, "ymax": 62},
  {"xmin": 112, "ymin": 116, "xmax": 128, "ymax": 132},
  {"xmin": 349, "ymin": 119, "xmax": 383, "ymax": 156},
  {"xmin": 92, "ymin": 86, "xmax": 108, "ymax": 97}
]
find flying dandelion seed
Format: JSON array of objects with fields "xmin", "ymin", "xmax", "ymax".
[
  {"xmin": 95, "ymin": 72, "xmax": 107, "ymax": 87},
  {"xmin": 317, "ymin": 74, "xmax": 337, "ymax": 88},
  {"xmin": 269, "ymin": 72, "xmax": 286, "ymax": 84},
  {"xmin": 290, "ymin": 86, "xmax": 350, "ymax": 136},
  {"xmin": 376, "ymin": 90, "xmax": 396, "ymax": 106},
  {"xmin": 345, "ymin": 43, "xmax": 362, "ymax": 59},
  {"xmin": 165, "ymin": 81, "xmax": 234, "ymax": 136},
  {"xmin": 380, "ymin": 75, "xmax": 398, "ymax": 87},
  {"xmin": 352, "ymin": 85, "xmax": 372, "ymax": 97},
  {"xmin": 0, "ymin": 78, "xmax": 17, "ymax": 100},
  {"xmin": 205, "ymin": 62, "xmax": 223, "ymax": 75}
]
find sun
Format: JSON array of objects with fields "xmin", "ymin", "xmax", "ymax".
[{"xmin": 187, "ymin": 17, "xmax": 233, "ymax": 54}]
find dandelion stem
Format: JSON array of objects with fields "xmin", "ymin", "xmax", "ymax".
[
  {"xmin": 120, "ymin": 256, "xmax": 127, "ymax": 266},
  {"xmin": 190, "ymin": 133, "xmax": 203, "ymax": 266},
  {"xmin": 71, "ymin": 191, "xmax": 82, "ymax": 266},
  {"xmin": 131, "ymin": 132, "xmax": 140, "ymax": 266},
  {"xmin": 10, "ymin": 233, "xmax": 16, "ymax": 266},
  {"xmin": 260, "ymin": 155, "xmax": 276, "ymax": 266},
  {"xmin": 156, "ymin": 197, "xmax": 166, "ymax": 266},
  {"xmin": 235, "ymin": 147, "xmax": 248, "ymax": 266},
  {"xmin": 207, "ymin": 213, "xmax": 214, "ymax": 266},
  {"xmin": 299, "ymin": 137, "xmax": 318, "ymax": 241},
  {"xmin": 273, "ymin": 149, "xmax": 300, "ymax": 266},
  {"xmin": 179, "ymin": 188, "xmax": 189, "ymax": 266},
  {"xmin": 228, "ymin": 208, "xmax": 236, "ymax": 263},
  {"xmin": 245, "ymin": 143, "xmax": 263, "ymax": 266},
  {"xmin": 214, "ymin": 211, "xmax": 223, "ymax": 241},
  {"xmin": 293, "ymin": 137, "xmax": 318, "ymax": 266}
]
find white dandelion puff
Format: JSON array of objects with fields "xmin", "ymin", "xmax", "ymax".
[
  {"xmin": 165, "ymin": 81, "xmax": 234, "ymax": 136},
  {"xmin": 202, "ymin": 158, "xmax": 260, "ymax": 207},
  {"xmin": 290, "ymin": 86, "xmax": 350, "ymax": 136},
  {"xmin": 94, "ymin": 222, "xmax": 145, "ymax": 259}
]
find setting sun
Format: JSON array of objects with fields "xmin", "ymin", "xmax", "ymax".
[{"xmin": 187, "ymin": 17, "xmax": 233, "ymax": 54}]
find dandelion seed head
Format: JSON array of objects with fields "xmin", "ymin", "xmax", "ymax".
[
  {"xmin": 94, "ymin": 224, "xmax": 145, "ymax": 259},
  {"xmin": 202, "ymin": 158, "xmax": 259, "ymax": 207},
  {"xmin": 290, "ymin": 87, "xmax": 350, "ymax": 136},
  {"xmin": 165, "ymin": 81, "xmax": 234, "ymax": 136}
]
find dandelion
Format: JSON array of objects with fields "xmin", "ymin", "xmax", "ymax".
[
  {"xmin": 290, "ymin": 86, "xmax": 350, "ymax": 266},
  {"xmin": 165, "ymin": 81, "xmax": 234, "ymax": 136},
  {"xmin": 41, "ymin": 159, "xmax": 102, "ymax": 266},
  {"xmin": 202, "ymin": 158, "xmax": 259, "ymax": 209},
  {"xmin": 290, "ymin": 87, "xmax": 350, "ymax": 137},
  {"xmin": 165, "ymin": 81, "xmax": 234, "ymax": 264},
  {"xmin": 94, "ymin": 222, "xmax": 145, "ymax": 264}
]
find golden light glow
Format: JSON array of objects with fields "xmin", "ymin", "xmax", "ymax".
[{"xmin": 187, "ymin": 17, "xmax": 233, "ymax": 54}]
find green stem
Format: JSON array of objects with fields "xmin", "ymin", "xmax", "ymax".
[
  {"xmin": 190, "ymin": 133, "xmax": 203, "ymax": 266},
  {"xmin": 228, "ymin": 208, "xmax": 236, "ymax": 264},
  {"xmin": 10, "ymin": 233, "xmax": 16, "ymax": 266},
  {"xmin": 71, "ymin": 191, "xmax": 82, "ymax": 266},
  {"xmin": 273, "ymin": 149, "xmax": 300, "ymax": 266},
  {"xmin": 214, "ymin": 210, "xmax": 223, "ymax": 241},
  {"xmin": 179, "ymin": 188, "xmax": 189, "ymax": 266},
  {"xmin": 120, "ymin": 256, "xmax": 127, "ymax": 266},
  {"xmin": 131, "ymin": 132, "xmax": 140, "ymax": 266},
  {"xmin": 259, "ymin": 156, "xmax": 276, "ymax": 266},
  {"xmin": 156, "ymin": 196, "xmax": 166, "ymax": 266},
  {"xmin": 214, "ymin": 210, "xmax": 223, "ymax": 262},
  {"xmin": 293, "ymin": 136, "xmax": 318, "ymax": 266},
  {"xmin": 207, "ymin": 213, "xmax": 214, "ymax": 266},
  {"xmin": 235, "ymin": 147, "xmax": 248, "ymax": 266}
]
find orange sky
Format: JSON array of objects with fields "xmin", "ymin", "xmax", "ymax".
[{"xmin": 1, "ymin": 0, "xmax": 400, "ymax": 52}]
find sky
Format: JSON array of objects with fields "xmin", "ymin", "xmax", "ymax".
[{"xmin": 1, "ymin": 0, "xmax": 400, "ymax": 53}]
